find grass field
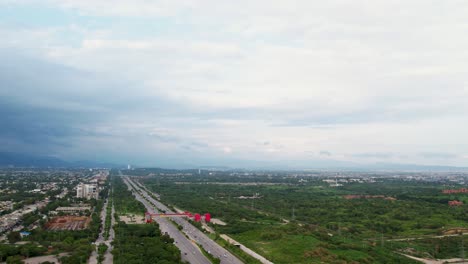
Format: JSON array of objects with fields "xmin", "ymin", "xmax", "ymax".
[{"xmin": 130, "ymin": 170, "xmax": 467, "ymax": 263}]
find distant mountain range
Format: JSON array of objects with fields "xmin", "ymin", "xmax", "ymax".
[
  {"xmin": 0, "ymin": 151, "xmax": 467, "ymax": 171},
  {"xmin": 0, "ymin": 152, "xmax": 118, "ymax": 168},
  {"xmin": 363, "ymin": 162, "xmax": 468, "ymax": 172},
  {"xmin": 193, "ymin": 159, "xmax": 468, "ymax": 172}
]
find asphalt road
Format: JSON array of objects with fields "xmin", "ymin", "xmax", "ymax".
[
  {"xmin": 123, "ymin": 177, "xmax": 211, "ymax": 264},
  {"xmin": 88, "ymin": 193, "xmax": 115, "ymax": 264},
  {"xmin": 104, "ymin": 202, "xmax": 115, "ymax": 264},
  {"xmin": 88, "ymin": 198, "xmax": 108, "ymax": 264},
  {"xmin": 125, "ymin": 177, "xmax": 243, "ymax": 264}
]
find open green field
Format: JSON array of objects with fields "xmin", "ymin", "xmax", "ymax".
[{"xmin": 127, "ymin": 169, "xmax": 467, "ymax": 263}]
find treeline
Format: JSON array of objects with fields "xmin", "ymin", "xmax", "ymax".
[
  {"xmin": 111, "ymin": 173, "xmax": 183, "ymax": 263},
  {"xmin": 0, "ymin": 243, "xmax": 46, "ymax": 263},
  {"xmin": 112, "ymin": 175, "xmax": 145, "ymax": 215},
  {"xmin": 150, "ymin": 179, "xmax": 468, "ymax": 237},
  {"xmin": 112, "ymin": 223, "xmax": 183, "ymax": 264},
  {"xmin": 142, "ymin": 180, "xmax": 279, "ymax": 225},
  {"xmin": 137, "ymin": 175, "xmax": 468, "ymax": 263}
]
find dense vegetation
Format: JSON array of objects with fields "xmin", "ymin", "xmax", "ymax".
[
  {"xmin": 0, "ymin": 243, "xmax": 46, "ymax": 262},
  {"xmin": 112, "ymin": 223, "xmax": 183, "ymax": 264},
  {"xmin": 132, "ymin": 169, "xmax": 467, "ymax": 264},
  {"xmin": 104, "ymin": 197, "xmax": 113, "ymax": 239},
  {"xmin": 112, "ymin": 174, "xmax": 145, "ymax": 215}
]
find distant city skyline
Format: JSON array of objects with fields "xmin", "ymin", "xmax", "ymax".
[{"xmin": 1, "ymin": 1, "xmax": 467, "ymax": 167}]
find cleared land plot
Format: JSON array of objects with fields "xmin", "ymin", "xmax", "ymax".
[
  {"xmin": 45, "ymin": 216, "xmax": 91, "ymax": 231},
  {"xmin": 119, "ymin": 214, "xmax": 145, "ymax": 224}
]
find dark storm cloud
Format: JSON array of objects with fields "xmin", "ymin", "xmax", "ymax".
[
  {"xmin": 0, "ymin": 49, "xmax": 189, "ymax": 117},
  {"xmin": 0, "ymin": 49, "xmax": 216, "ymax": 159},
  {"xmin": 0, "ymin": 99, "xmax": 75, "ymax": 144},
  {"xmin": 0, "ymin": 51, "xmax": 110, "ymax": 152},
  {"xmin": 0, "ymin": 93, "xmax": 113, "ymax": 155}
]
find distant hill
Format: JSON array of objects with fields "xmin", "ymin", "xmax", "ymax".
[
  {"xmin": 365, "ymin": 162, "xmax": 468, "ymax": 172},
  {"xmin": 133, "ymin": 158, "xmax": 468, "ymax": 172},
  {"xmin": 1, "ymin": 151, "xmax": 466, "ymax": 171},
  {"xmin": 0, "ymin": 152, "xmax": 118, "ymax": 168}
]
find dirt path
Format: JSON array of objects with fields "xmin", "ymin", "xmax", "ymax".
[
  {"xmin": 23, "ymin": 253, "xmax": 68, "ymax": 264},
  {"xmin": 401, "ymin": 253, "xmax": 467, "ymax": 264},
  {"xmin": 388, "ymin": 233, "xmax": 468, "ymax": 242},
  {"xmin": 220, "ymin": 234, "xmax": 274, "ymax": 264}
]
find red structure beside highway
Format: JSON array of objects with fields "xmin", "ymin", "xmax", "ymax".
[
  {"xmin": 145, "ymin": 211, "xmax": 211, "ymax": 223},
  {"xmin": 448, "ymin": 200, "xmax": 463, "ymax": 206},
  {"xmin": 442, "ymin": 188, "xmax": 468, "ymax": 194}
]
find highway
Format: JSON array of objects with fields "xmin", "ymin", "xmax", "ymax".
[
  {"xmin": 122, "ymin": 177, "xmax": 211, "ymax": 264},
  {"xmin": 125, "ymin": 177, "xmax": 244, "ymax": 264}
]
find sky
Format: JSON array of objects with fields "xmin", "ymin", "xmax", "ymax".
[{"xmin": 0, "ymin": 0, "xmax": 467, "ymax": 168}]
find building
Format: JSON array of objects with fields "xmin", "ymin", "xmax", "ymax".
[
  {"xmin": 56, "ymin": 206, "xmax": 91, "ymax": 214},
  {"xmin": 76, "ymin": 183, "xmax": 99, "ymax": 200}
]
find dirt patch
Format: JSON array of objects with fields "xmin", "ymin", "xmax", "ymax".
[
  {"xmin": 23, "ymin": 253, "xmax": 69, "ymax": 264},
  {"xmin": 45, "ymin": 216, "xmax": 91, "ymax": 230},
  {"xmin": 210, "ymin": 218, "xmax": 227, "ymax": 226},
  {"xmin": 443, "ymin": 228, "xmax": 468, "ymax": 235},
  {"xmin": 119, "ymin": 214, "xmax": 145, "ymax": 224}
]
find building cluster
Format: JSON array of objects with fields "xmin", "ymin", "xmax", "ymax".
[
  {"xmin": 91, "ymin": 170, "xmax": 109, "ymax": 185},
  {"xmin": 236, "ymin": 193, "xmax": 262, "ymax": 199},
  {"xmin": 75, "ymin": 170, "xmax": 109, "ymax": 200},
  {"xmin": 0, "ymin": 188, "xmax": 17, "ymax": 194},
  {"xmin": 323, "ymin": 177, "xmax": 377, "ymax": 187},
  {"xmin": 0, "ymin": 200, "xmax": 48, "ymax": 233},
  {"xmin": 0, "ymin": 201, "xmax": 13, "ymax": 212},
  {"xmin": 76, "ymin": 183, "xmax": 99, "ymax": 200},
  {"xmin": 49, "ymin": 205, "xmax": 92, "ymax": 216},
  {"xmin": 29, "ymin": 182, "xmax": 60, "ymax": 193},
  {"xmin": 323, "ymin": 179, "xmax": 343, "ymax": 187}
]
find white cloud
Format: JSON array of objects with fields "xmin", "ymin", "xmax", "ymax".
[
  {"xmin": 2, "ymin": 0, "xmax": 468, "ymax": 166},
  {"xmin": 222, "ymin": 147, "xmax": 232, "ymax": 154}
]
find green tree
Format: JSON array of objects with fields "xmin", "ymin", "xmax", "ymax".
[
  {"xmin": 6, "ymin": 255, "xmax": 23, "ymax": 264},
  {"xmin": 7, "ymin": 231, "xmax": 21, "ymax": 243}
]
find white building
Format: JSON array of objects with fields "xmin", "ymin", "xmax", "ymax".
[
  {"xmin": 76, "ymin": 183, "xmax": 99, "ymax": 200},
  {"xmin": 56, "ymin": 206, "xmax": 91, "ymax": 213}
]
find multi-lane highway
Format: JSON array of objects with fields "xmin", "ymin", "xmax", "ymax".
[
  {"xmin": 122, "ymin": 177, "xmax": 211, "ymax": 264},
  {"xmin": 125, "ymin": 176, "xmax": 243, "ymax": 264}
]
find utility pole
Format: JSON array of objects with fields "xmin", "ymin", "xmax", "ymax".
[
  {"xmin": 380, "ymin": 232, "xmax": 384, "ymax": 247},
  {"xmin": 461, "ymin": 235, "xmax": 465, "ymax": 262}
]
